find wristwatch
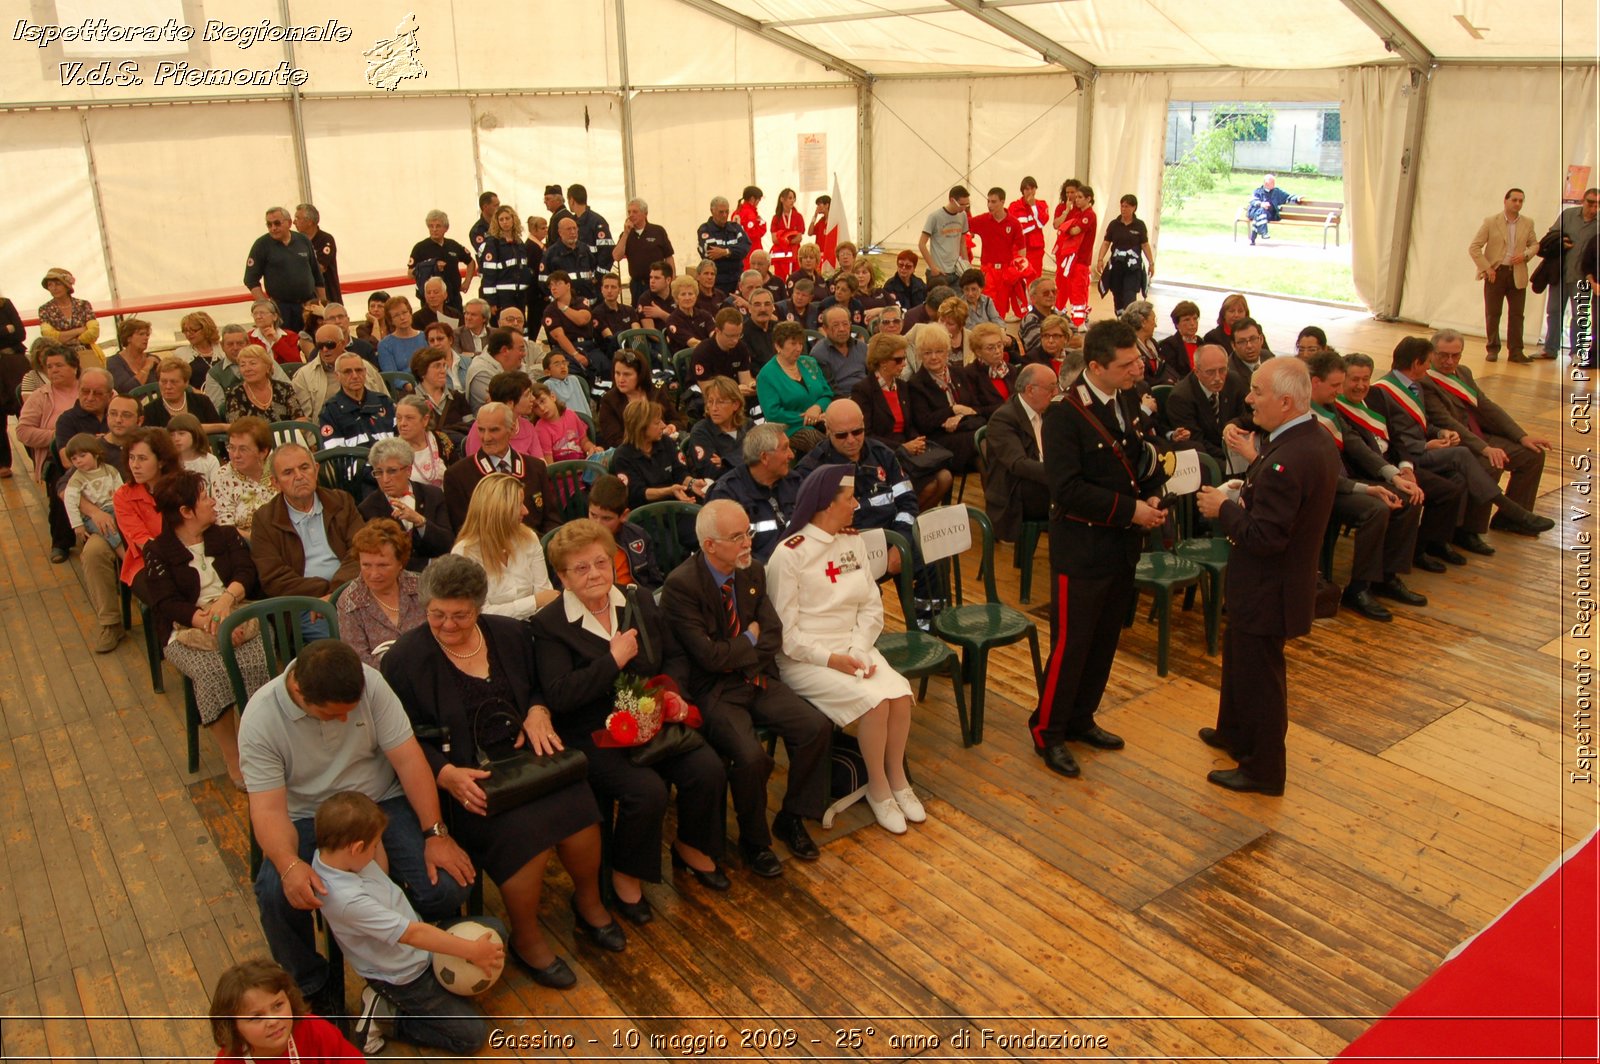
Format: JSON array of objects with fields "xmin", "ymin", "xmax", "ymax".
[{"xmin": 424, "ymin": 820, "xmax": 449, "ymax": 839}]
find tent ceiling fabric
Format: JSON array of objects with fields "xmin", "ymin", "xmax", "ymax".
[{"xmin": 709, "ymin": 0, "xmax": 1589, "ymax": 69}]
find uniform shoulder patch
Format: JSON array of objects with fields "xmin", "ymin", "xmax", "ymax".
[
  {"xmin": 783, "ymin": 534, "xmax": 806, "ymax": 549},
  {"xmin": 320, "ymin": 424, "xmax": 333, "ymax": 437}
]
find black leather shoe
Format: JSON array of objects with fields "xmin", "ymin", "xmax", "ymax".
[
  {"xmin": 671, "ymin": 850, "xmax": 731, "ymax": 891},
  {"xmin": 1484, "ymin": 349, "xmax": 1499, "ymax": 362},
  {"xmin": 515, "ymin": 949, "xmax": 577, "ymax": 989},
  {"xmin": 1197, "ymin": 727, "xmax": 1244, "ymax": 759},
  {"xmin": 611, "ymin": 895, "xmax": 653, "ymax": 925},
  {"xmin": 771, "ymin": 812, "xmax": 819, "ymax": 861},
  {"xmin": 1206, "ymin": 769, "xmax": 1284, "ymax": 796},
  {"xmin": 1425, "ymin": 543, "xmax": 1468, "ymax": 566},
  {"xmin": 1412, "ymin": 552, "xmax": 1448, "ymax": 574},
  {"xmin": 1064, "ymin": 725, "xmax": 1125, "ymax": 750},
  {"xmin": 1490, "ymin": 510, "xmax": 1555, "ymax": 536},
  {"xmin": 1452, "ymin": 530, "xmax": 1496, "ymax": 556},
  {"xmin": 1508, "ymin": 351, "xmax": 1533, "ymax": 364},
  {"xmin": 1370, "ymin": 578, "xmax": 1427, "ymax": 606},
  {"xmin": 570, "ymin": 898, "xmax": 627, "ymax": 952},
  {"xmin": 739, "ymin": 842, "xmax": 783, "ymax": 878},
  {"xmin": 1340, "ymin": 588, "xmax": 1393, "ymax": 621},
  {"xmin": 1036, "ymin": 742, "xmax": 1081, "ymax": 778}
]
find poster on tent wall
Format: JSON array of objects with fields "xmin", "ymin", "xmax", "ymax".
[
  {"xmin": 799, "ymin": 134, "xmax": 827, "ymax": 193},
  {"xmin": 1565, "ymin": 166, "xmax": 1592, "ymax": 205}
]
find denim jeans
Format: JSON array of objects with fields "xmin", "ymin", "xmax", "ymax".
[{"xmin": 365, "ymin": 915, "xmax": 505, "ymax": 1054}]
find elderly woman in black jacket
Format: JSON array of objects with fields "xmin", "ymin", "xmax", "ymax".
[
  {"xmin": 142, "ymin": 470, "xmax": 269, "ymax": 789},
  {"xmin": 530, "ymin": 519, "xmax": 728, "ymax": 925},
  {"xmin": 904, "ymin": 322, "xmax": 984, "ymax": 473},
  {"xmin": 850, "ymin": 332, "xmax": 951, "ymax": 511},
  {"xmin": 381, "ymin": 553, "xmax": 619, "ymax": 989}
]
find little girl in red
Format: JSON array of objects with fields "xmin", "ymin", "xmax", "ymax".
[{"xmin": 210, "ymin": 959, "xmax": 363, "ymax": 1062}]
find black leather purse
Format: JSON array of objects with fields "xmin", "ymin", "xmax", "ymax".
[
  {"xmin": 471, "ymin": 699, "xmax": 588, "ymax": 816},
  {"xmin": 617, "ymin": 587, "xmax": 705, "ymax": 768}
]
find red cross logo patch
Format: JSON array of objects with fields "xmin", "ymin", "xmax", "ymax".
[{"xmin": 824, "ymin": 561, "xmax": 843, "ymax": 582}]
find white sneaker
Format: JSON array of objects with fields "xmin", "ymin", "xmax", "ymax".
[
  {"xmin": 866, "ymin": 793, "xmax": 907, "ymax": 834},
  {"xmin": 891, "ymin": 787, "xmax": 926, "ymax": 823},
  {"xmin": 356, "ymin": 986, "xmax": 392, "ymax": 1054}
]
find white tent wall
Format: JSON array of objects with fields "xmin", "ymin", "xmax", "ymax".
[
  {"xmin": 1399, "ymin": 65, "xmax": 1598, "ymax": 340},
  {"xmin": 473, "ymin": 94, "xmax": 628, "ymax": 239},
  {"xmin": 0, "ymin": 109, "xmax": 109, "ymax": 309},
  {"xmin": 1340, "ymin": 66, "xmax": 1412, "ymax": 319},
  {"xmin": 750, "ymin": 87, "xmax": 860, "ymax": 229},
  {"xmin": 90, "ymin": 101, "xmax": 298, "ymax": 303},
  {"xmin": 620, "ymin": 0, "xmax": 852, "ymax": 87},
  {"xmin": 628, "ymin": 90, "xmax": 752, "ymax": 256},
  {"xmin": 1088, "ymin": 71, "xmax": 1171, "ymax": 246}
]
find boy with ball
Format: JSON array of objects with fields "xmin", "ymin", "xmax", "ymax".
[{"xmin": 313, "ymin": 791, "xmax": 505, "ymax": 1054}]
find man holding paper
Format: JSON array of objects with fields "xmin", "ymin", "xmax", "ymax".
[{"xmin": 1029, "ymin": 320, "xmax": 1171, "ymax": 780}]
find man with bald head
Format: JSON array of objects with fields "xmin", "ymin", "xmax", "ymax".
[
  {"xmin": 810, "ymin": 306, "xmax": 868, "ymax": 394},
  {"xmin": 1165, "ymin": 343, "xmax": 1247, "ymax": 469},
  {"xmin": 293, "ymin": 322, "xmax": 387, "ymax": 417},
  {"xmin": 791, "ymin": 398, "xmax": 917, "ymax": 572},
  {"xmin": 252, "ymin": 443, "xmax": 365, "ymax": 600},
  {"xmin": 660, "ymin": 499, "xmax": 831, "ymax": 876},
  {"xmin": 540, "ymin": 215, "xmax": 599, "ymax": 301},
  {"xmin": 1195, "ymin": 358, "xmax": 1340, "ymax": 795}
]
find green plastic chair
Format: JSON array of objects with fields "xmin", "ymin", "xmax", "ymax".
[
  {"xmin": 974, "ymin": 425, "xmax": 1048, "ymax": 603},
  {"xmin": 545, "ymin": 459, "xmax": 593, "ymax": 522},
  {"xmin": 878, "ymin": 531, "xmax": 971, "ymax": 744},
  {"xmin": 127, "ymin": 381, "xmax": 161, "ymax": 400},
  {"xmin": 207, "ymin": 432, "xmax": 230, "ymax": 460},
  {"xmin": 629, "ymin": 500, "xmax": 702, "ymax": 573},
  {"xmin": 615, "ymin": 327, "xmax": 670, "ymax": 371},
  {"xmin": 673, "ymin": 348, "xmax": 695, "ymax": 388},
  {"xmin": 1130, "ymin": 550, "xmax": 1204, "ymax": 677},
  {"xmin": 381, "ymin": 371, "xmax": 417, "ymax": 395},
  {"xmin": 803, "ymin": 329, "xmax": 825, "ymax": 349},
  {"xmin": 1151, "ymin": 383, "xmax": 1175, "ymax": 426},
  {"xmin": 925, "ymin": 506, "xmax": 1043, "ymax": 746},
  {"xmin": 217, "ymin": 596, "xmax": 342, "ymax": 715},
  {"xmin": 269, "ymin": 420, "xmax": 317, "ymax": 450},
  {"xmin": 1173, "ymin": 452, "xmax": 1228, "ymax": 654},
  {"xmin": 313, "ymin": 445, "xmax": 371, "ymax": 500}
]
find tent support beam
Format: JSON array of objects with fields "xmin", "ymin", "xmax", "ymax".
[
  {"xmin": 1338, "ymin": 0, "xmax": 1434, "ymax": 71},
  {"xmin": 672, "ymin": 0, "xmax": 871, "ymax": 85},
  {"xmin": 78, "ymin": 111, "xmax": 120, "ymax": 308},
  {"xmin": 1075, "ymin": 77, "xmax": 1094, "ymax": 182},
  {"xmin": 1380, "ymin": 67, "xmax": 1430, "ymax": 319},
  {"xmin": 614, "ymin": 0, "xmax": 638, "ymax": 202},
  {"xmin": 942, "ymin": 0, "xmax": 1095, "ymax": 82},
  {"xmin": 859, "ymin": 81, "xmax": 874, "ymax": 246},
  {"xmin": 278, "ymin": 0, "xmax": 312, "ymax": 205}
]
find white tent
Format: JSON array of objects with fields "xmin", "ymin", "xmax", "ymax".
[{"xmin": 1, "ymin": 0, "xmax": 1594, "ymax": 342}]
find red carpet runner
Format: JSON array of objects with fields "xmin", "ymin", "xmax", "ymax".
[{"xmin": 1338, "ymin": 829, "xmax": 1598, "ymax": 1063}]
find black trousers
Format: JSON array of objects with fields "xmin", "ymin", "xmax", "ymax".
[
  {"xmin": 698, "ymin": 677, "xmax": 831, "ymax": 846},
  {"xmin": 1332, "ymin": 491, "xmax": 1420, "ymax": 585},
  {"xmin": 1213, "ymin": 624, "xmax": 1288, "ymax": 788},
  {"xmin": 1413, "ymin": 466, "xmax": 1466, "ymax": 547},
  {"xmin": 1029, "ymin": 568, "xmax": 1136, "ymax": 746},
  {"xmin": 1463, "ymin": 435, "xmax": 1544, "ymax": 532},
  {"xmin": 583, "ymin": 740, "xmax": 726, "ymax": 882}
]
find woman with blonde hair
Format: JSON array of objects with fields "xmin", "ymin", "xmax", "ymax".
[
  {"xmin": 682, "ymin": 375, "xmax": 747, "ymax": 480},
  {"xmin": 175, "ymin": 310, "xmax": 224, "ymax": 389},
  {"xmin": 449, "ymin": 472, "xmax": 557, "ymax": 619},
  {"xmin": 224, "ymin": 344, "xmax": 303, "ymax": 422},
  {"xmin": 935, "ymin": 296, "xmax": 971, "ymax": 365}
]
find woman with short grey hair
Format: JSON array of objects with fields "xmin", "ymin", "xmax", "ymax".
[
  {"xmin": 1120, "ymin": 299, "xmax": 1168, "ymax": 386},
  {"xmin": 356, "ymin": 434, "xmax": 455, "ymax": 569}
]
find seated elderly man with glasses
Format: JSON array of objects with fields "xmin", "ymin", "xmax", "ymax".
[{"xmin": 358, "ymin": 437, "xmax": 454, "ymax": 571}]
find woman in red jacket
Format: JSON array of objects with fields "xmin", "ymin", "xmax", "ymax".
[
  {"xmin": 736, "ymin": 185, "xmax": 766, "ymax": 269},
  {"xmin": 114, "ymin": 427, "xmax": 182, "ymax": 595},
  {"xmin": 769, "ymin": 188, "xmax": 804, "ymax": 280}
]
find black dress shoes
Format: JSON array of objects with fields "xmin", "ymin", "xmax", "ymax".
[
  {"xmin": 514, "ymin": 948, "xmax": 577, "ymax": 989},
  {"xmin": 739, "ymin": 842, "xmax": 783, "ymax": 878},
  {"xmin": 1424, "ymin": 542, "xmax": 1468, "ymax": 566},
  {"xmin": 1340, "ymin": 588, "xmax": 1392, "ymax": 621},
  {"xmin": 1064, "ymin": 725, "xmax": 1125, "ymax": 750},
  {"xmin": 1206, "ymin": 769, "xmax": 1284, "ymax": 796},
  {"xmin": 1412, "ymin": 552, "xmax": 1447, "ymax": 573},
  {"xmin": 1452, "ymin": 530, "xmax": 1496, "ymax": 556},
  {"xmin": 671, "ymin": 850, "xmax": 731, "ymax": 891},
  {"xmin": 1370, "ymin": 577, "xmax": 1427, "ymax": 606},
  {"xmin": 1036, "ymin": 743, "xmax": 1081, "ymax": 778},
  {"xmin": 611, "ymin": 895, "xmax": 653, "ymax": 925},
  {"xmin": 569, "ymin": 898, "xmax": 627, "ymax": 952},
  {"xmin": 1197, "ymin": 727, "xmax": 1243, "ymax": 759},
  {"xmin": 771, "ymin": 812, "xmax": 820, "ymax": 861},
  {"xmin": 1491, "ymin": 510, "xmax": 1556, "ymax": 536}
]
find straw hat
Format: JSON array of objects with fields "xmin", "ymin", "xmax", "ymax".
[{"xmin": 41, "ymin": 267, "xmax": 75, "ymax": 293}]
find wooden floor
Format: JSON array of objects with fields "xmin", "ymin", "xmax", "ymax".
[{"xmin": 0, "ymin": 286, "xmax": 1591, "ymax": 1062}]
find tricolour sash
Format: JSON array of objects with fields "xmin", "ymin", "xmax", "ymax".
[
  {"xmin": 1370, "ymin": 373, "xmax": 1426, "ymax": 428},
  {"xmin": 1335, "ymin": 396, "xmax": 1389, "ymax": 443},
  {"xmin": 1426, "ymin": 368, "xmax": 1479, "ymax": 407},
  {"xmin": 1310, "ymin": 403, "xmax": 1344, "ymax": 449}
]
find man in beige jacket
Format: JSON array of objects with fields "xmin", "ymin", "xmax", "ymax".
[{"xmin": 1468, "ymin": 188, "xmax": 1539, "ymax": 363}]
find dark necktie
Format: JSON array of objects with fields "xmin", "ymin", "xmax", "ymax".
[
  {"xmin": 720, "ymin": 580, "xmax": 739, "ymax": 637},
  {"xmin": 1209, "ymin": 389, "xmax": 1221, "ymax": 423}
]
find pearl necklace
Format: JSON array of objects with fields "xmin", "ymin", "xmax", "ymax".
[{"xmin": 435, "ymin": 626, "xmax": 484, "ymax": 660}]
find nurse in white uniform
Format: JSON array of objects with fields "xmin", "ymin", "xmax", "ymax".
[{"xmin": 766, "ymin": 464, "xmax": 923, "ymax": 834}]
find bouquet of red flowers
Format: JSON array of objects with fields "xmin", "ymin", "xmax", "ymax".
[{"xmin": 593, "ymin": 674, "xmax": 703, "ymax": 748}]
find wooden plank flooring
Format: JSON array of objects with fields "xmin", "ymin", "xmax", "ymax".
[{"xmin": 0, "ymin": 286, "xmax": 1591, "ymax": 1062}]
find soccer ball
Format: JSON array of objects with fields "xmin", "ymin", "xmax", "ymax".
[{"xmin": 431, "ymin": 920, "xmax": 504, "ymax": 996}]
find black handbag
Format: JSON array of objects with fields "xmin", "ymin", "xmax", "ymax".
[
  {"xmin": 896, "ymin": 441, "xmax": 955, "ymax": 478},
  {"xmin": 471, "ymin": 699, "xmax": 588, "ymax": 816}
]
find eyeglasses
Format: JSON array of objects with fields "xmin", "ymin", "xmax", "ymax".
[
  {"xmin": 887, "ymin": 356, "xmax": 906, "ymax": 365},
  {"xmin": 712, "ymin": 530, "xmax": 754, "ymax": 544},
  {"xmin": 831, "ymin": 427, "xmax": 865, "ymax": 439},
  {"xmin": 561, "ymin": 561, "xmax": 611, "ymax": 578},
  {"xmin": 317, "ymin": 340, "xmax": 339, "ymax": 350}
]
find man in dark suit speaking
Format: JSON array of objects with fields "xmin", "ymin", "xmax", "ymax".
[{"xmin": 1196, "ymin": 358, "xmax": 1339, "ymax": 796}]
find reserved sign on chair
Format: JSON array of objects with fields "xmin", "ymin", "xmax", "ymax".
[{"xmin": 917, "ymin": 505, "xmax": 971, "ymax": 564}]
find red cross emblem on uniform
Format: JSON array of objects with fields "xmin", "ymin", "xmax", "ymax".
[{"xmin": 825, "ymin": 561, "xmax": 843, "ymax": 583}]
